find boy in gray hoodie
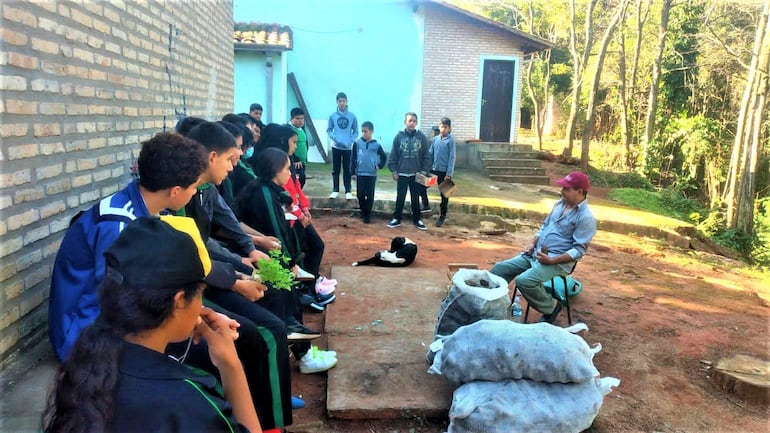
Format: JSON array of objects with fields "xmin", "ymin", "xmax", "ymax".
[
  {"xmin": 351, "ymin": 121, "xmax": 387, "ymax": 224},
  {"xmin": 386, "ymin": 112, "xmax": 431, "ymax": 230},
  {"xmin": 327, "ymin": 92, "xmax": 358, "ymax": 199}
]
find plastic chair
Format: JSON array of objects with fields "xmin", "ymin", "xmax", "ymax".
[{"xmin": 521, "ymin": 263, "xmax": 580, "ymax": 325}]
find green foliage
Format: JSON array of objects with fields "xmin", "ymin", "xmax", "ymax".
[
  {"xmin": 588, "ymin": 169, "xmax": 654, "ymax": 190},
  {"xmin": 255, "ymin": 249, "xmax": 295, "ymax": 291},
  {"xmin": 609, "ymin": 187, "xmax": 702, "ymax": 222},
  {"xmin": 751, "ymin": 197, "xmax": 770, "ymax": 267}
]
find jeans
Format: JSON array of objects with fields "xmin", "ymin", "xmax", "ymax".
[
  {"xmin": 331, "ymin": 148, "xmax": 352, "ymax": 193},
  {"xmin": 393, "ymin": 174, "xmax": 421, "ymax": 223},
  {"xmin": 490, "ymin": 253, "xmax": 565, "ymax": 314}
]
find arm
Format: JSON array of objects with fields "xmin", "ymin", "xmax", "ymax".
[
  {"xmin": 350, "ymin": 141, "xmax": 358, "ymax": 176},
  {"xmin": 197, "ymin": 308, "xmax": 262, "ymax": 433},
  {"xmin": 446, "ymin": 136, "xmax": 456, "ymax": 178},
  {"xmin": 387, "ymin": 135, "xmax": 400, "ymax": 175},
  {"xmin": 210, "ymin": 189, "xmax": 256, "ymax": 256},
  {"xmin": 350, "ymin": 115, "xmax": 358, "ymax": 145},
  {"xmin": 327, "ymin": 115, "xmax": 335, "ymax": 143},
  {"xmin": 420, "ymin": 134, "xmax": 431, "ymax": 173},
  {"xmin": 239, "ymin": 222, "xmax": 281, "ymax": 252},
  {"xmin": 377, "ymin": 146, "xmax": 387, "ymax": 170}
]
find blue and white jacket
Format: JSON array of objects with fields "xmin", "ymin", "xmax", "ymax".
[
  {"xmin": 351, "ymin": 138, "xmax": 387, "ymax": 177},
  {"xmin": 430, "ymin": 133, "xmax": 456, "ymax": 177},
  {"xmin": 48, "ymin": 180, "xmax": 146, "ymax": 361}
]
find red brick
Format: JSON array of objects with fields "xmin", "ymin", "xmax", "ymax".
[{"xmin": 7, "ymin": 52, "xmax": 38, "ymax": 70}]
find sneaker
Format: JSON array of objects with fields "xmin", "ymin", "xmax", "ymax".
[
  {"xmin": 300, "ymin": 293, "xmax": 325, "ymax": 312},
  {"xmin": 315, "ymin": 279, "xmax": 336, "ymax": 296},
  {"xmin": 345, "ymin": 192, "xmax": 354, "ymax": 200},
  {"xmin": 435, "ymin": 214, "xmax": 446, "ymax": 227},
  {"xmin": 287, "ymin": 323, "xmax": 322, "ymax": 341},
  {"xmin": 329, "ymin": 191, "xmax": 339, "ymax": 199},
  {"xmin": 414, "ymin": 220, "xmax": 427, "ymax": 231},
  {"xmin": 299, "ymin": 346, "xmax": 338, "ymax": 374},
  {"xmin": 291, "ymin": 396, "xmax": 305, "ymax": 409},
  {"xmin": 421, "ymin": 206, "xmax": 432, "ymax": 214},
  {"xmin": 538, "ymin": 302, "xmax": 562, "ymax": 324},
  {"xmin": 295, "ymin": 266, "xmax": 315, "ymax": 281},
  {"xmin": 387, "ymin": 218, "xmax": 401, "ymax": 228},
  {"xmin": 284, "ymin": 212, "xmax": 297, "ymax": 221},
  {"xmin": 317, "ymin": 276, "xmax": 337, "ymax": 286},
  {"xmin": 362, "ymin": 215, "xmax": 371, "ymax": 224},
  {"xmin": 316, "ymin": 292, "xmax": 336, "ymax": 306}
]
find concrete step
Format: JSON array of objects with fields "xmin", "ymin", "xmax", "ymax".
[
  {"xmin": 489, "ymin": 174, "xmax": 550, "ymax": 185},
  {"xmin": 479, "ymin": 150, "xmax": 540, "ymax": 160},
  {"xmin": 471, "ymin": 142, "xmax": 533, "ymax": 152},
  {"xmin": 484, "ymin": 166, "xmax": 546, "ymax": 176},
  {"xmin": 481, "ymin": 158, "xmax": 542, "ymax": 168}
]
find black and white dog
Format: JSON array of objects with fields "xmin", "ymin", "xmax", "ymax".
[{"xmin": 352, "ymin": 237, "xmax": 418, "ymax": 267}]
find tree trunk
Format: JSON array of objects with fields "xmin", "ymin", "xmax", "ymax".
[
  {"xmin": 580, "ymin": 0, "xmax": 630, "ymax": 170},
  {"xmin": 564, "ymin": 0, "xmax": 598, "ymax": 157},
  {"xmin": 641, "ymin": 0, "xmax": 672, "ymax": 172},
  {"xmin": 618, "ymin": 17, "xmax": 631, "ymax": 167},
  {"xmin": 728, "ymin": 0, "xmax": 770, "ymax": 234},
  {"xmin": 525, "ymin": 56, "xmax": 543, "ymax": 150},
  {"xmin": 629, "ymin": 0, "xmax": 651, "ymax": 167}
]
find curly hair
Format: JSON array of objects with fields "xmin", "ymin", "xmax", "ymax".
[
  {"xmin": 42, "ymin": 270, "xmax": 202, "ymax": 433},
  {"xmin": 137, "ymin": 132, "xmax": 208, "ymax": 192}
]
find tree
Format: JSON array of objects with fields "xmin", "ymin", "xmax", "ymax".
[
  {"xmin": 724, "ymin": 0, "xmax": 770, "ymax": 235},
  {"xmin": 640, "ymin": 0, "xmax": 672, "ymax": 172},
  {"xmin": 580, "ymin": 0, "xmax": 631, "ymax": 170}
]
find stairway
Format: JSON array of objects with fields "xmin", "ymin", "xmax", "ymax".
[{"xmin": 469, "ymin": 142, "xmax": 550, "ymax": 185}]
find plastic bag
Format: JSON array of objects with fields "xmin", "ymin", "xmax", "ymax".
[
  {"xmin": 433, "ymin": 270, "xmax": 510, "ymax": 340},
  {"xmin": 428, "ymin": 320, "xmax": 601, "ymax": 386},
  {"xmin": 448, "ymin": 377, "xmax": 620, "ymax": 433}
]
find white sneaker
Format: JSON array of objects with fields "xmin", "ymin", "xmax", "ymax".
[
  {"xmin": 329, "ymin": 192, "xmax": 339, "ymax": 199},
  {"xmin": 345, "ymin": 192, "xmax": 354, "ymax": 200},
  {"xmin": 295, "ymin": 266, "xmax": 315, "ymax": 281},
  {"xmin": 299, "ymin": 346, "xmax": 338, "ymax": 373}
]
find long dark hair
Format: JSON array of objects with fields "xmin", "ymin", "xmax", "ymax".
[
  {"xmin": 253, "ymin": 147, "xmax": 290, "ymax": 183},
  {"xmin": 42, "ymin": 271, "xmax": 201, "ymax": 433}
]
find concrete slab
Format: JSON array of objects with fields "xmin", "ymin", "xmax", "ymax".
[{"xmin": 325, "ymin": 266, "xmax": 454, "ymax": 419}]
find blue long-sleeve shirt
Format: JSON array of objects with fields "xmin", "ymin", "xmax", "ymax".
[
  {"xmin": 535, "ymin": 198, "xmax": 597, "ymax": 272},
  {"xmin": 430, "ymin": 133, "xmax": 456, "ymax": 177}
]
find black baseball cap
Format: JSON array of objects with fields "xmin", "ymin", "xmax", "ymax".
[{"xmin": 104, "ymin": 216, "xmax": 212, "ymax": 289}]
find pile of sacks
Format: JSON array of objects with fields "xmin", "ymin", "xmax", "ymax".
[{"xmin": 427, "ymin": 269, "xmax": 619, "ymax": 433}]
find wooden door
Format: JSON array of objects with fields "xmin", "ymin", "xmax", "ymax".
[{"xmin": 479, "ymin": 60, "xmax": 515, "ymax": 142}]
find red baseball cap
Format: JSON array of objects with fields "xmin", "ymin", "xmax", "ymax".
[{"xmin": 556, "ymin": 171, "xmax": 590, "ymax": 190}]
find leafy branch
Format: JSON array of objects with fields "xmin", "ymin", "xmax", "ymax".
[{"xmin": 254, "ymin": 249, "xmax": 295, "ymax": 291}]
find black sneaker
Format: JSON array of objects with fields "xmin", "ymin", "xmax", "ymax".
[
  {"xmin": 387, "ymin": 218, "xmax": 401, "ymax": 228},
  {"xmin": 420, "ymin": 206, "xmax": 432, "ymax": 214},
  {"xmin": 414, "ymin": 220, "xmax": 427, "ymax": 231},
  {"xmin": 300, "ymin": 293, "xmax": 324, "ymax": 312},
  {"xmin": 316, "ymin": 292, "xmax": 336, "ymax": 306},
  {"xmin": 287, "ymin": 323, "xmax": 322, "ymax": 341},
  {"xmin": 538, "ymin": 302, "xmax": 562, "ymax": 324},
  {"xmin": 435, "ymin": 215, "xmax": 446, "ymax": 227},
  {"xmin": 362, "ymin": 215, "xmax": 371, "ymax": 224}
]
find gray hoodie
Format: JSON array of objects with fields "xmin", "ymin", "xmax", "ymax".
[{"xmin": 327, "ymin": 109, "xmax": 358, "ymax": 150}]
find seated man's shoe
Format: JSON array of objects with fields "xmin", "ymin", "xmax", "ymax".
[
  {"xmin": 538, "ymin": 302, "xmax": 562, "ymax": 324},
  {"xmin": 291, "ymin": 396, "xmax": 305, "ymax": 409},
  {"xmin": 435, "ymin": 214, "xmax": 446, "ymax": 227},
  {"xmin": 387, "ymin": 218, "xmax": 401, "ymax": 228}
]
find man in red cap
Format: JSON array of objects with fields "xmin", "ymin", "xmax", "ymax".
[{"xmin": 490, "ymin": 171, "xmax": 597, "ymax": 323}]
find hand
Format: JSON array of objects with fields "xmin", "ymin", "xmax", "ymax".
[
  {"xmin": 445, "ymin": 175, "xmax": 451, "ymax": 181},
  {"xmin": 194, "ymin": 307, "xmax": 240, "ymax": 343},
  {"xmin": 254, "ymin": 235, "xmax": 280, "ymax": 251},
  {"xmin": 196, "ymin": 308, "xmax": 240, "ymax": 370},
  {"xmin": 302, "ymin": 208, "xmax": 312, "ymax": 222},
  {"xmin": 535, "ymin": 251, "xmax": 554, "ymax": 265},
  {"xmin": 523, "ymin": 243, "xmax": 536, "ymax": 256},
  {"xmin": 232, "ymin": 279, "xmax": 266, "ymax": 302},
  {"xmin": 392, "ymin": 173, "xmax": 399, "ymax": 180},
  {"xmin": 293, "ymin": 161, "xmax": 303, "ymax": 169},
  {"xmin": 248, "ymin": 249, "xmax": 269, "ymax": 263},
  {"xmin": 351, "ymin": 175, "xmax": 357, "ymax": 180},
  {"xmin": 240, "ymin": 257, "xmax": 255, "ymax": 269}
]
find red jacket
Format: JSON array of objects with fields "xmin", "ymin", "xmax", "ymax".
[{"xmin": 283, "ymin": 173, "xmax": 309, "ymax": 227}]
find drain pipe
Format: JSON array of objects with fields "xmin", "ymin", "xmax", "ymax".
[{"xmin": 266, "ymin": 53, "xmax": 273, "ymax": 123}]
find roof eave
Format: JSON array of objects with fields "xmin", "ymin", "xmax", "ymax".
[
  {"xmin": 233, "ymin": 42, "xmax": 292, "ymax": 53},
  {"xmin": 423, "ymin": 0, "xmax": 554, "ymax": 54}
]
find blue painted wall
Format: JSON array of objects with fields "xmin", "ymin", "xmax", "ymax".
[
  {"xmin": 233, "ymin": 51, "xmax": 287, "ymax": 124},
  {"xmin": 234, "ymin": 0, "xmax": 426, "ymax": 156}
]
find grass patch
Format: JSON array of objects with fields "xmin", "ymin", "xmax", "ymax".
[{"xmin": 609, "ymin": 188, "xmax": 703, "ymax": 223}]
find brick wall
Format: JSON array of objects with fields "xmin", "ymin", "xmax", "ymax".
[
  {"xmin": 422, "ymin": 4, "xmax": 523, "ymax": 144},
  {"xmin": 0, "ymin": 0, "xmax": 234, "ymax": 368}
]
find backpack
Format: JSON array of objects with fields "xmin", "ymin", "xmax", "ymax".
[{"xmin": 544, "ymin": 276, "xmax": 583, "ymax": 302}]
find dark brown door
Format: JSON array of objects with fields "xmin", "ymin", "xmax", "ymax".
[{"xmin": 479, "ymin": 60, "xmax": 515, "ymax": 142}]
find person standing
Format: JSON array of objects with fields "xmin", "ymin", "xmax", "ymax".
[
  {"xmin": 430, "ymin": 117, "xmax": 456, "ymax": 227},
  {"xmin": 351, "ymin": 121, "xmax": 387, "ymax": 224},
  {"xmin": 288, "ymin": 108, "xmax": 308, "ymax": 187},
  {"xmin": 326, "ymin": 92, "xmax": 358, "ymax": 199},
  {"xmin": 386, "ymin": 112, "xmax": 431, "ymax": 230}
]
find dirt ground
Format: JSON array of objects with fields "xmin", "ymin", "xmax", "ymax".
[{"xmin": 287, "ymin": 210, "xmax": 768, "ymax": 433}]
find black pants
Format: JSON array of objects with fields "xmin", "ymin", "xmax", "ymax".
[
  {"xmin": 294, "ymin": 223, "xmax": 324, "ymax": 277},
  {"xmin": 331, "ymin": 148, "xmax": 352, "ymax": 193},
  {"xmin": 356, "ymin": 175, "xmax": 376, "ymax": 217},
  {"xmin": 419, "ymin": 184, "xmax": 429, "ymax": 209},
  {"xmin": 296, "ymin": 162, "xmax": 306, "ymax": 188},
  {"xmin": 174, "ymin": 296, "xmax": 293, "ymax": 429},
  {"xmin": 431, "ymin": 170, "xmax": 449, "ymax": 216},
  {"xmin": 393, "ymin": 175, "xmax": 421, "ymax": 223}
]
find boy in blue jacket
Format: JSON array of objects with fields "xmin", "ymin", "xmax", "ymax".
[
  {"xmin": 327, "ymin": 92, "xmax": 358, "ymax": 199},
  {"xmin": 351, "ymin": 121, "xmax": 387, "ymax": 224}
]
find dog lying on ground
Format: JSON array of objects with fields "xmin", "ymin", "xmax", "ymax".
[{"xmin": 352, "ymin": 237, "xmax": 418, "ymax": 267}]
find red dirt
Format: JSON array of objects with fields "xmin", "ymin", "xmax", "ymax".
[{"xmin": 287, "ymin": 161, "xmax": 768, "ymax": 432}]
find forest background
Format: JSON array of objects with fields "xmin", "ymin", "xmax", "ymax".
[{"xmin": 451, "ymin": 0, "xmax": 770, "ymax": 267}]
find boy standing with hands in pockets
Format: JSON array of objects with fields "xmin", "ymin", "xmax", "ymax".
[
  {"xmin": 387, "ymin": 112, "xmax": 431, "ymax": 231},
  {"xmin": 351, "ymin": 121, "xmax": 387, "ymax": 224}
]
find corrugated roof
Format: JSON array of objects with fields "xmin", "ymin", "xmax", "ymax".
[{"xmin": 233, "ymin": 22, "xmax": 293, "ymax": 51}]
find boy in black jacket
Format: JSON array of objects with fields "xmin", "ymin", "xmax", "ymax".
[
  {"xmin": 351, "ymin": 121, "xmax": 387, "ymax": 224},
  {"xmin": 386, "ymin": 112, "xmax": 431, "ymax": 230}
]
